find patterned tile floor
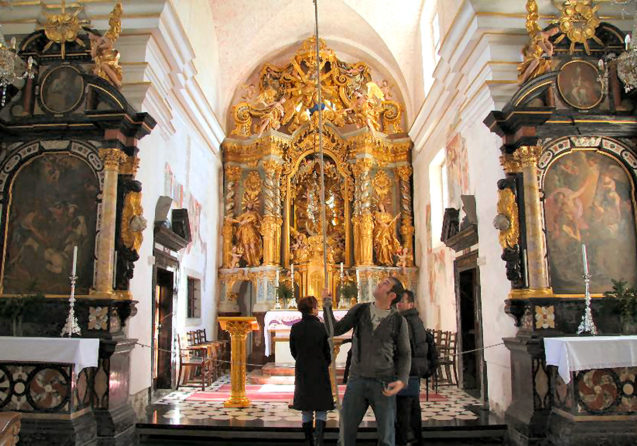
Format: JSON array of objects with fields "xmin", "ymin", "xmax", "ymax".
[{"xmin": 152, "ymin": 374, "xmax": 483, "ymax": 425}]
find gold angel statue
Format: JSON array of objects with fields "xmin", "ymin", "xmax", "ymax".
[
  {"xmin": 373, "ymin": 203, "xmax": 402, "ymax": 266},
  {"xmin": 228, "ymin": 201, "xmax": 262, "ymax": 266},
  {"xmin": 88, "ymin": 2, "xmax": 123, "ymax": 87},
  {"xmin": 518, "ymin": 20, "xmax": 559, "ymax": 84}
]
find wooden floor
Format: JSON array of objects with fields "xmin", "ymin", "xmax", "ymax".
[{"xmin": 138, "ymin": 375, "xmax": 507, "ymax": 445}]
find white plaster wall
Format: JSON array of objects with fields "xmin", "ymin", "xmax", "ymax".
[{"xmin": 126, "ymin": 1, "xmax": 224, "ymax": 397}]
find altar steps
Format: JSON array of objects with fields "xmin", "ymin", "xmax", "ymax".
[{"xmin": 248, "ymin": 362, "xmax": 345, "ymax": 385}]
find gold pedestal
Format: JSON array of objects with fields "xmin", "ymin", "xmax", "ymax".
[{"xmin": 218, "ymin": 316, "xmax": 260, "ymax": 407}]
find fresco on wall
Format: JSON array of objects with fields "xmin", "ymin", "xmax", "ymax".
[
  {"xmin": 446, "ymin": 133, "xmax": 470, "ymax": 207},
  {"xmin": 3, "ymin": 154, "xmax": 98, "ymax": 294},
  {"xmin": 543, "ymin": 150, "xmax": 637, "ymax": 293},
  {"xmin": 164, "ymin": 163, "xmax": 206, "ymax": 255}
]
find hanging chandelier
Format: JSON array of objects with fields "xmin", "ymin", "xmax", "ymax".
[
  {"xmin": 616, "ymin": 5, "xmax": 637, "ymax": 92},
  {"xmin": 0, "ymin": 27, "xmax": 35, "ymax": 107}
]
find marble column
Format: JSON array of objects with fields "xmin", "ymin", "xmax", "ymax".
[
  {"xmin": 218, "ymin": 317, "xmax": 259, "ymax": 408},
  {"xmin": 352, "ymin": 157, "xmax": 374, "ymax": 266},
  {"xmin": 261, "ymin": 159, "xmax": 283, "ymax": 266},
  {"xmin": 95, "ymin": 149, "xmax": 127, "ymax": 295},
  {"xmin": 396, "ymin": 165, "xmax": 414, "ymax": 265},
  {"xmin": 223, "ymin": 166, "xmax": 242, "ymax": 268},
  {"xmin": 514, "ymin": 146, "xmax": 551, "ymax": 294}
]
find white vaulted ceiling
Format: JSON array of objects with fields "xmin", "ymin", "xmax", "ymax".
[{"xmin": 209, "ymin": 0, "xmax": 425, "ymax": 128}]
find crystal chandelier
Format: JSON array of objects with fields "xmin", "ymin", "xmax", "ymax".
[
  {"xmin": 617, "ymin": 9, "xmax": 637, "ymax": 92},
  {"xmin": 0, "ymin": 26, "xmax": 35, "ymax": 107}
]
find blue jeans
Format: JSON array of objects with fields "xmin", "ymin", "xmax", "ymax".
[
  {"xmin": 302, "ymin": 410, "xmax": 327, "ymax": 423},
  {"xmin": 339, "ymin": 376, "xmax": 396, "ymax": 446}
]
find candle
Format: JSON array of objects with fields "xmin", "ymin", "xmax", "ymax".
[
  {"xmin": 290, "ymin": 264, "xmax": 294, "ymax": 281},
  {"xmin": 275, "ymin": 269, "xmax": 279, "ymax": 286},
  {"xmin": 356, "ymin": 269, "xmax": 360, "ymax": 286},
  {"xmin": 71, "ymin": 246, "xmax": 78, "ymax": 277},
  {"xmin": 112, "ymin": 250, "xmax": 118, "ymax": 289},
  {"xmin": 582, "ymin": 244, "xmax": 589, "ymax": 276},
  {"xmin": 340, "ymin": 262, "xmax": 344, "ymax": 279}
]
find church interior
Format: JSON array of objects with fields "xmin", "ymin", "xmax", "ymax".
[{"xmin": 0, "ymin": 0, "xmax": 637, "ymax": 445}]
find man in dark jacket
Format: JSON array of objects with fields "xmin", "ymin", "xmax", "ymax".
[
  {"xmin": 323, "ymin": 276, "xmax": 411, "ymax": 446},
  {"xmin": 395, "ymin": 290, "xmax": 428, "ymax": 446}
]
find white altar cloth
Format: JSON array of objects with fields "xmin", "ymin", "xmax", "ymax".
[
  {"xmin": 264, "ymin": 309, "xmax": 349, "ymax": 357},
  {"xmin": 0, "ymin": 336, "xmax": 100, "ymax": 371},
  {"xmin": 544, "ymin": 335, "xmax": 637, "ymax": 384}
]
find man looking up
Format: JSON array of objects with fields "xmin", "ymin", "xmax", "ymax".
[
  {"xmin": 395, "ymin": 290, "xmax": 430, "ymax": 446},
  {"xmin": 323, "ymin": 276, "xmax": 411, "ymax": 446}
]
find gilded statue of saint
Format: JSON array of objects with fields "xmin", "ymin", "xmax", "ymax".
[
  {"xmin": 229, "ymin": 201, "xmax": 262, "ymax": 266},
  {"xmin": 373, "ymin": 203, "xmax": 401, "ymax": 266}
]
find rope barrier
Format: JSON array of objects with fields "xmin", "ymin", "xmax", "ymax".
[{"xmin": 133, "ymin": 340, "xmax": 506, "ymax": 370}]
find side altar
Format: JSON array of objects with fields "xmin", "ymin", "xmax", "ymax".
[{"xmin": 217, "ymin": 37, "xmax": 418, "ymax": 324}]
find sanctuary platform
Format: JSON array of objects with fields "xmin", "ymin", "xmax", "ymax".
[{"xmin": 137, "ymin": 375, "xmax": 507, "ymax": 445}]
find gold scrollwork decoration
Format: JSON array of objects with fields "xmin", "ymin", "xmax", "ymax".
[
  {"xmin": 121, "ymin": 191, "xmax": 147, "ymax": 252},
  {"xmin": 40, "ymin": 0, "xmax": 88, "ymax": 58},
  {"xmin": 372, "ymin": 169, "xmax": 392, "ymax": 202},
  {"xmin": 229, "ymin": 37, "xmax": 404, "ymax": 137},
  {"xmin": 495, "ymin": 188, "xmax": 520, "ymax": 250}
]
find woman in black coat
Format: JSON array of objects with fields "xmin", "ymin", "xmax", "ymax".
[{"xmin": 290, "ymin": 296, "xmax": 334, "ymax": 446}]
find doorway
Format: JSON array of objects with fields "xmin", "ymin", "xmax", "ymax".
[
  {"xmin": 153, "ymin": 268, "xmax": 174, "ymax": 389},
  {"xmin": 455, "ymin": 253, "xmax": 487, "ymax": 402}
]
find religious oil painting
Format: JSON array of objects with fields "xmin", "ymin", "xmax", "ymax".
[
  {"xmin": 3, "ymin": 154, "xmax": 98, "ymax": 294},
  {"xmin": 557, "ymin": 60, "xmax": 603, "ymax": 110},
  {"xmin": 40, "ymin": 65, "xmax": 85, "ymax": 114},
  {"xmin": 543, "ymin": 150, "xmax": 637, "ymax": 294}
]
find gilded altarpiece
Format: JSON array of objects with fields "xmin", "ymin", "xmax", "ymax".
[{"xmin": 219, "ymin": 38, "xmax": 417, "ymax": 317}]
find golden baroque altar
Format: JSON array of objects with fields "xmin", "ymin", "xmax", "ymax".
[{"xmin": 219, "ymin": 38, "xmax": 417, "ymax": 312}]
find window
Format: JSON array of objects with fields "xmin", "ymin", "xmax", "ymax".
[
  {"xmin": 187, "ymin": 277, "xmax": 201, "ymax": 319},
  {"xmin": 429, "ymin": 148, "xmax": 449, "ymax": 247}
]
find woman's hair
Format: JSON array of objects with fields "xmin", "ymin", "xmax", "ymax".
[
  {"xmin": 298, "ymin": 296, "xmax": 318, "ymax": 315},
  {"xmin": 403, "ymin": 290, "xmax": 415, "ymax": 303}
]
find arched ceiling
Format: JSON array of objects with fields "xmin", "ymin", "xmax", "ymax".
[{"xmin": 209, "ymin": 0, "xmax": 426, "ymax": 129}]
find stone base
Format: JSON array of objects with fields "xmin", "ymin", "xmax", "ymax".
[
  {"xmin": 547, "ymin": 410, "xmax": 637, "ymax": 446},
  {"xmin": 19, "ymin": 411, "xmax": 97, "ymax": 446},
  {"xmin": 95, "ymin": 404, "xmax": 138, "ymax": 446},
  {"xmin": 505, "ymin": 404, "xmax": 550, "ymax": 446}
]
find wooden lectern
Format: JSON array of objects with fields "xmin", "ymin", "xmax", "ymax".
[{"xmin": 218, "ymin": 316, "xmax": 260, "ymax": 407}]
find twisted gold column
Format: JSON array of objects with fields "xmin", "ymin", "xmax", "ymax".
[
  {"xmin": 223, "ymin": 166, "xmax": 241, "ymax": 268},
  {"xmin": 515, "ymin": 146, "xmax": 551, "ymax": 293},
  {"xmin": 397, "ymin": 165, "xmax": 414, "ymax": 266},
  {"xmin": 94, "ymin": 149, "xmax": 127, "ymax": 295},
  {"xmin": 261, "ymin": 160, "xmax": 283, "ymax": 265},
  {"xmin": 218, "ymin": 317, "xmax": 259, "ymax": 408},
  {"xmin": 352, "ymin": 158, "xmax": 374, "ymax": 265}
]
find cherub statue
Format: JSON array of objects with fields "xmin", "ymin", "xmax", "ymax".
[
  {"xmin": 229, "ymin": 245, "xmax": 243, "ymax": 269},
  {"xmin": 254, "ymin": 88, "xmax": 286, "ymax": 137},
  {"xmin": 290, "ymin": 227, "xmax": 310, "ymax": 263},
  {"xmin": 396, "ymin": 247, "xmax": 413, "ymax": 271}
]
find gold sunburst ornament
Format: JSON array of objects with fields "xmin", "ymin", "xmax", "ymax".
[
  {"xmin": 553, "ymin": 0, "xmax": 602, "ymax": 55},
  {"xmin": 40, "ymin": 0, "xmax": 89, "ymax": 58}
]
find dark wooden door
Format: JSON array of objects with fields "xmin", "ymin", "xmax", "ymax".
[{"xmin": 153, "ymin": 268, "xmax": 173, "ymax": 389}]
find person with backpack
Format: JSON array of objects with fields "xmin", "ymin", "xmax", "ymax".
[
  {"xmin": 323, "ymin": 276, "xmax": 411, "ymax": 446},
  {"xmin": 395, "ymin": 290, "xmax": 433, "ymax": 446},
  {"xmin": 290, "ymin": 296, "xmax": 334, "ymax": 446}
]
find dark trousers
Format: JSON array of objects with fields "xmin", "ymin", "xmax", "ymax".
[{"xmin": 396, "ymin": 395, "xmax": 422, "ymax": 446}]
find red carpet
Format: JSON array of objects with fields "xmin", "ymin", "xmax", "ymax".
[{"xmin": 186, "ymin": 384, "xmax": 446, "ymax": 402}]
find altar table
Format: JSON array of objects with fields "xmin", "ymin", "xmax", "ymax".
[
  {"xmin": 263, "ymin": 309, "xmax": 349, "ymax": 357},
  {"xmin": 544, "ymin": 335, "xmax": 637, "ymax": 383},
  {"xmin": 0, "ymin": 336, "xmax": 100, "ymax": 371}
]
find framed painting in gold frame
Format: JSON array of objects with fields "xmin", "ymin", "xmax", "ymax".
[
  {"xmin": 557, "ymin": 60, "xmax": 603, "ymax": 110},
  {"xmin": 40, "ymin": 65, "xmax": 85, "ymax": 114}
]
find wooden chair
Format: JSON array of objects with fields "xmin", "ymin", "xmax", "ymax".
[
  {"xmin": 436, "ymin": 331, "xmax": 458, "ymax": 387},
  {"xmin": 177, "ymin": 335, "xmax": 210, "ymax": 390}
]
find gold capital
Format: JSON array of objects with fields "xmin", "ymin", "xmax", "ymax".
[
  {"xmin": 99, "ymin": 149, "xmax": 127, "ymax": 171},
  {"xmin": 119, "ymin": 156, "xmax": 140, "ymax": 176},
  {"xmin": 513, "ymin": 146, "xmax": 542, "ymax": 168},
  {"xmin": 396, "ymin": 165, "xmax": 412, "ymax": 181},
  {"xmin": 225, "ymin": 166, "xmax": 242, "ymax": 182},
  {"xmin": 500, "ymin": 154, "xmax": 522, "ymax": 174}
]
